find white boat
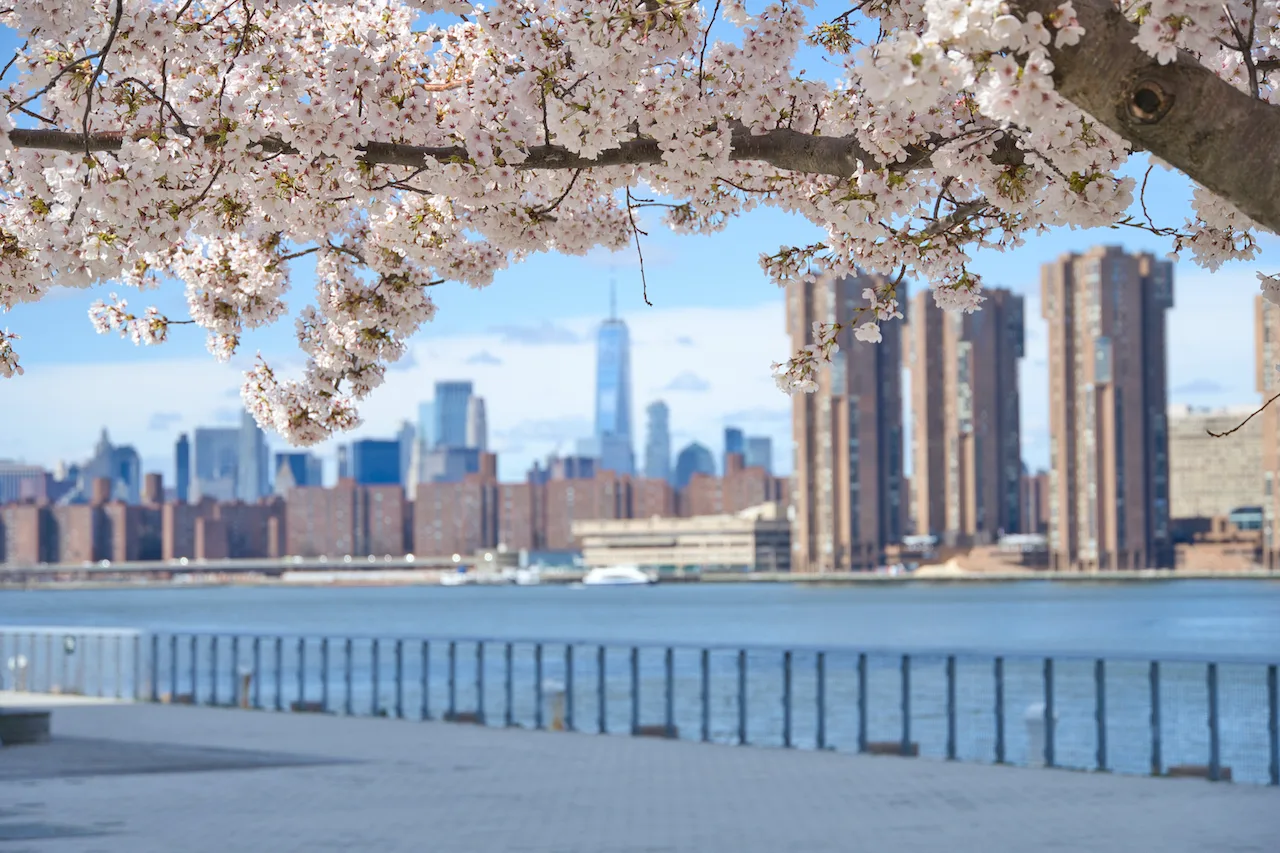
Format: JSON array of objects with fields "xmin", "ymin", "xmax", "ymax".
[
  {"xmin": 581, "ymin": 565, "xmax": 656, "ymax": 586},
  {"xmin": 439, "ymin": 570, "xmax": 471, "ymax": 586}
]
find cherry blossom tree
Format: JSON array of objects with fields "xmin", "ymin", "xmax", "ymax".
[{"xmin": 0, "ymin": 0, "xmax": 1276, "ymax": 444}]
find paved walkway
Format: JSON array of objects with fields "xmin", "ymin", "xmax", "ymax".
[{"xmin": 0, "ymin": 701, "xmax": 1274, "ymax": 852}]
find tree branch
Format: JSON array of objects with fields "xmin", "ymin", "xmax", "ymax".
[
  {"xmin": 1017, "ymin": 0, "xmax": 1280, "ymax": 233},
  {"xmin": 4, "ymin": 124, "xmax": 960, "ymax": 181}
]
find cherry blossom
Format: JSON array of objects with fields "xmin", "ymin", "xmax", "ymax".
[{"xmin": 0, "ymin": 0, "xmax": 1274, "ymax": 444}]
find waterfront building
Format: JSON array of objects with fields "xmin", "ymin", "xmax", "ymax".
[
  {"xmin": 575, "ymin": 502, "xmax": 791, "ymax": 573},
  {"xmin": 1167, "ymin": 404, "xmax": 1263, "ymax": 520},
  {"xmin": 909, "ymin": 286, "xmax": 1024, "ymax": 544},
  {"xmin": 789, "ymin": 272, "xmax": 905, "ymax": 573},
  {"xmin": 1042, "ymin": 246, "xmax": 1174, "ymax": 570}
]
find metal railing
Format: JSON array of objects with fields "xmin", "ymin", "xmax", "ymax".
[{"xmin": 2, "ymin": 626, "xmax": 1277, "ymax": 786}]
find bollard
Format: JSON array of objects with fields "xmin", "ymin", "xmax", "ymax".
[
  {"xmin": 1025, "ymin": 702, "xmax": 1058, "ymax": 768},
  {"xmin": 238, "ymin": 667, "xmax": 253, "ymax": 709},
  {"xmin": 543, "ymin": 679, "xmax": 567, "ymax": 731}
]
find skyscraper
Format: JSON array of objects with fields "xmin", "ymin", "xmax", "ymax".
[
  {"xmin": 909, "ymin": 286, "xmax": 1024, "ymax": 544},
  {"xmin": 193, "ymin": 427, "xmax": 240, "ymax": 501},
  {"xmin": 337, "ymin": 445, "xmax": 350, "ymax": 480},
  {"xmin": 175, "ymin": 433, "xmax": 190, "ymax": 503},
  {"xmin": 723, "ymin": 427, "xmax": 744, "ymax": 474},
  {"xmin": 1042, "ymin": 246, "xmax": 1174, "ymax": 570},
  {"xmin": 351, "ymin": 439, "xmax": 403, "ymax": 486},
  {"xmin": 417, "ymin": 401, "xmax": 435, "ymax": 448},
  {"xmin": 435, "ymin": 381, "xmax": 473, "ymax": 448},
  {"xmin": 397, "ymin": 420, "xmax": 416, "ymax": 485},
  {"xmin": 644, "ymin": 401, "xmax": 671, "ymax": 482},
  {"xmin": 789, "ymin": 272, "xmax": 905, "ymax": 573},
  {"xmin": 744, "ymin": 436, "xmax": 773, "ymax": 474},
  {"xmin": 274, "ymin": 452, "xmax": 322, "ymax": 494},
  {"xmin": 595, "ymin": 308, "xmax": 635, "ymax": 476},
  {"xmin": 673, "ymin": 442, "xmax": 716, "ymax": 489},
  {"xmin": 236, "ymin": 410, "xmax": 269, "ymax": 503},
  {"xmin": 466, "ymin": 396, "xmax": 488, "ymax": 452}
]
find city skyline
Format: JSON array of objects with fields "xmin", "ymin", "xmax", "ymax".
[{"xmin": 0, "ymin": 255, "xmax": 1269, "ymax": 489}]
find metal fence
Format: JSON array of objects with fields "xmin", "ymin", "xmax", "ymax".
[{"xmin": 2, "ymin": 626, "xmax": 1277, "ymax": 786}]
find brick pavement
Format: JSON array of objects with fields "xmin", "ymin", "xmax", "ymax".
[{"xmin": 0, "ymin": 701, "xmax": 1274, "ymax": 852}]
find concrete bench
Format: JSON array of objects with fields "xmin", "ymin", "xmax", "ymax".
[{"xmin": 0, "ymin": 707, "xmax": 52, "ymax": 745}]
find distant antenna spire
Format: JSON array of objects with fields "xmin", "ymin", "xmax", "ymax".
[{"xmin": 609, "ymin": 267, "xmax": 617, "ymax": 320}]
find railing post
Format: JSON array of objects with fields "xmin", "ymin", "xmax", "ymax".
[
  {"xmin": 448, "ymin": 641, "xmax": 457, "ymax": 721},
  {"xmin": 738, "ymin": 648, "xmax": 748, "ymax": 746},
  {"xmin": 1207, "ymin": 662, "xmax": 1221, "ymax": 782},
  {"xmin": 297, "ymin": 638, "xmax": 306, "ymax": 707},
  {"xmin": 565, "ymin": 645, "xmax": 576, "ymax": 732},
  {"xmin": 420, "ymin": 640, "xmax": 430, "ymax": 721},
  {"xmin": 114, "ymin": 634, "xmax": 123, "ymax": 699},
  {"xmin": 189, "ymin": 635, "xmax": 198, "ymax": 703},
  {"xmin": 476, "ymin": 642, "xmax": 485, "ymax": 725},
  {"xmin": 900, "ymin": 654, "xmax": 911, "ymax": 757},
  {"xmin": 994, "ymin": 656, "xmax": 1005, "ymax": 764},
  {"xmin": 229, "ymin": 636, "xmax": 240, "ymax": 707},
  {"xmin": 1043, "ymin": 657, "xmax": 1055, "ymax": 768},
  {"xmin": 320, "ymin": 638, "xmax": 330, "ymax": 712},
  {"xmin": 169, "ymin": 635, "xmax": 177, "ymax": 702},
  {"xmin": 1095, "ymin": 658, "xmax": 1107, "ymax": 772},
  {"xmin": 630, "ymin": 646, "xmax": 640, "ymax": 735},
  {"xmin": 1268, "ymin": 664, "xmax": 1278, "ymax": 786},
  {"xmin": 857, "ymin": 653, "xmax": 868, "ymax": 754},
  {"xmin": 945, "ymin": 655, "xmax": 957, "ymax": 761},
  {"xmin": 597, "ymin": 645, "xmax": 607, "ymax": 735},
  {"xmin": 534, "ymin": 643, "xmax": 544, "ymax": 730},
  {"xmin": 701, "ymin": 648, "xmax": 711, "ymax": 743},
  {"xmin": 371, "ymin": 639, "xmax": 381, "ymax": 717},
  {"xmin": 816, "ymin": 651, "xmax": 826, "ymax": 751},
  {"xmin": 343, "ymin": 638, "xmax": 353, "ymax": 716},
  {"xmin": 504, "ymin": 642, "xmax": 514, "ymax": 728},
  {"xmin": 210, "ymin": 636, "xmax": 219, "ymax": 706},
  {"xmin": 664, "ymin": 646, "xmax": 675, "ymax": 739},
  {"xmin": 782, "ymin": 650, "xmax": 793, "ymax": 749},
  {"xmin": 133, "ymin": 633, "xmax": 142, "ymax": 702},
  {"xmin": 150, "ymin": 634, "xmax": 159, "ymax": 703},
  {"xmin": 1149, "ymin": 660, "xmax": 1162, "ymax": 776},
  {"xmin": 395, "ymin": 639, "xmax": 405, "ymax": 719},
  {"xmin": 273, "ymin": 637, "xmax": 283, "ymax": 712},
  {"xmin": 252, "ymin": 636, "xmax": 261, "ymax": 709}
]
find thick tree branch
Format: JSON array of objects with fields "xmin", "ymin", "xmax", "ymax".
[
  {"xmin": 1017, "ymin": 0, "xmax": 1280, "ymax": 233},
  {"xmin": 4, "ymin": 124, "xmax": 980, "ymax": 181}
]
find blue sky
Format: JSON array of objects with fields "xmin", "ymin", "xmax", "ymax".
[{"xmin": 0, "ymin": 10, "xmax": 1275, "ymax": 484}]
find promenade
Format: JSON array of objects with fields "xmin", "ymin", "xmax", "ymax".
[{"xmin": 0, "ymin": 694, "xmax": 1274, "ymax": 852}]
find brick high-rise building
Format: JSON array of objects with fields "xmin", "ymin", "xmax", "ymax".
[
  {"xmin": 788, "ymin": 272, "xmax": 905, "ymax": 573},
  {"xmin": 909, "ymin": 286, "xmax": 1024, "ymax": 545},
  {"xmin": 1256, "ymin": 295, "xmax": 1280, "ymax": 568},
  {"xmin": 1042, "ymin": 246, "xmax": 1174, "ymax": 571}
]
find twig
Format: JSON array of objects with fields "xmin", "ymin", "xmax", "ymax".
[
  {"xmin": 82, "ymin": 0, "xmax": 125, "ymax": 161},
  {"xmin": 624, "ymin": 187, "xmax": 652, "ymax": 307},
  {"xmin": 1207, "ymin": 390, "xmax": 1280, "ymax": 438},
  {"xmin": 531, "ymin": 168, "xmax": 582, "ymax": 218},
  {"xmin": 697, "ymin": 0, "xmax": 723, "ymax": 97}
]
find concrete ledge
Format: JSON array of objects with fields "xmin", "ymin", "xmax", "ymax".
[{"xmin": 0, "ymin": 707, "xmax": 51, "ymax": 745}]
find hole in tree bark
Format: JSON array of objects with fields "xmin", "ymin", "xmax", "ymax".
[{"xmin": 1129, "ymin": 81, "xmax": 1172, "ymax": 124}]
